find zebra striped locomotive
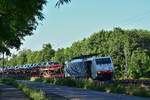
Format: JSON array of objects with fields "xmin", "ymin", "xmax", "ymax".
[{"xmin": 64, "ymin": 56, "xmax": 114, "ymax": 80}]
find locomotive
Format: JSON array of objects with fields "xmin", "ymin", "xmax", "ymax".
[{"xmin": 64, "ymin": 55, "xmax": 114, "ymax": 80}]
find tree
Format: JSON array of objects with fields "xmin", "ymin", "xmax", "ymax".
[
  {"xmin": 0, "ymin": 0, "xmax": 47, "ymax": 53},
  {"xmin": 42, "ymin": 43, "xmax": 55, "ymax": 62},
  {"xmin": 53, "ymin": 48, "xmax": 65, "ymax": 64},
  {"xmin": 56, "ymin": 0, "xmax": 71, "ymax": 7},
  {"xmin": 0, "ymin": 0, "xmax": 71, "ymax": 54}
]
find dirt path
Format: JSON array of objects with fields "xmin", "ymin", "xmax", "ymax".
[{"xmin": 0, "ymin": 84, "xmax": 29, "ymax": 100}]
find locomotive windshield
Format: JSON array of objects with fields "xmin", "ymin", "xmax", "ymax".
[{"xmin": 96, "ymin": 58, "xmax": 111, "ymax": 65}]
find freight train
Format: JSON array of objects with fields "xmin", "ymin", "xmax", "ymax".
[{"xmin": 0, "ymin": 55, "xmax": 114, "ymax": 80}]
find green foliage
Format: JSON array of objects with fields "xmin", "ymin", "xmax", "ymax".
[
  {"xmin": 1, "ymin": 43, "xmax": 55, "ymax": 66},
  {"xmin": 1, "ymin": 28, "xmax": 150, "ymax": 79},
  {"xmin": 18, "ymin": 84, "xmax": 47, "ymax": 100},
  {"xmin": 34, "ymin": 78, "xmax": 77, "ymax": 87},
  {"xmin": 52, "ymin": 48, "xmax": 65, "ymax": 64},
  {"xmin": 55, "ymin": 0, "xmax": 71, "ymax": 7},
  {"xmin": 0, "ymin": 0, "xmax": 47, "ymax": 53},
  {"xmin": 0, "ymin": 78, "xmax": 17, "ymax": 86},
  {"xmin": 42, "ymin": 43, "xmax": 55, "ymax": 62}
]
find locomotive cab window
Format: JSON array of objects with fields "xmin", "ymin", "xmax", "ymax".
[{"xmin": 96, "ymin": 58, "xmax": 111, "ymax": 65}]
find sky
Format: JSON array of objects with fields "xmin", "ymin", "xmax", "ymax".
[{"xmin": 20, "ymin": 0, "xmax": 150, "ymax": 51}]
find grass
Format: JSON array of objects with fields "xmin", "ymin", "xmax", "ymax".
[
  {"xmin": 33, "ymin": 78, "xmax": 150, "ymax": 97},
  {"xmin": 18, "ymin": 83, "xmax": 48, "ymax": 100}
]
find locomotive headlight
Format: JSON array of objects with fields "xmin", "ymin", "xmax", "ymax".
[{"xmin": 97, "ymin": 71, "xmax": 101, "ymax": 74}]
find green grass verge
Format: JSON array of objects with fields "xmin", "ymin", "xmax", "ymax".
[
  {"xmin": 32, "ymin": 78, "xmax": 150, "ymax": 97},
  {"xmin": 18, "ymin": 83, "xmax": 48, "ymax": 100}
]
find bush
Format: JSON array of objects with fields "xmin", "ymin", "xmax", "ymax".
[
  {"xmin": 33, "ymin": 78, "xmax": 44, "ymax": 82},
  {"xmin": 126, "ymin": 85, "xmax": 150, "ymax": 97},
  {"xmin": 105, "ymin": 84, "xmax": 125, "ymax": 94},
  {"xmin": 0, "ymin": 78, "xmax": 17, "ymax": 86}
]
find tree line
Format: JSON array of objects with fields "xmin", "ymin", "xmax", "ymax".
[{"xmin": 1, "ymin": 28, "xmax": 150, "ymax": 79}]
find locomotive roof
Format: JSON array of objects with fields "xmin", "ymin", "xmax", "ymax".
[
  {"xmin": 70, "ymin": 56, "xmax": 111, "ymax": 62},
  {"xmin": 70, "ymin": 59, "xmax": 83, "ymax": 63},
  {"xmin": 71, "ymin": 54, "xmax": 112, "ymax": 59},
  {"xmin": 71, "ymin": 54, "xmax": 98, "ymax": 60}
]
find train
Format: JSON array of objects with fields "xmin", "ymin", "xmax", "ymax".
[
  {"xmin": 0, "ymin": 55, "xmax": 114, "ymax": 80},
  {"xmin": 64, "ymin": 55, "xmax": 114, "ymax": 80}
]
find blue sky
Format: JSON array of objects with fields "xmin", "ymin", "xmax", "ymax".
[{"xmin": 20, "ymin": 0, "xmax": 150, "ymax": 51}]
